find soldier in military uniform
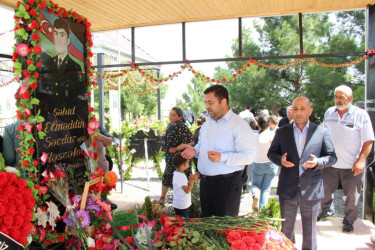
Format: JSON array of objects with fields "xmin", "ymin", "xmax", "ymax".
[{"xmin": 38, "ymin": 18, "xmax": 86, "ymax": 111}]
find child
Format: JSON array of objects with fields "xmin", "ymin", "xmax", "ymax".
[{"xmin": 172, "ymin": 152, "xmax": 198, "ymax": 219}]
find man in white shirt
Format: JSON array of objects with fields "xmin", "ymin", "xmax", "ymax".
[
  {"xmin": 182, "ymin": 85, "xmax": 255, "ymax": 217},
  {"xmin": 320, "ymin": 85, "xmax": 374, "ymax": 233}
]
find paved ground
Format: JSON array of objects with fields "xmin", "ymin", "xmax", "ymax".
[{"xmin": 108, "ymin": 163, "xmax": 375, "ymax": 249}]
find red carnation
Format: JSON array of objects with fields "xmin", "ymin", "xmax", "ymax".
[
  {"xmin": 29, "ymin": 9, "xmax": 37, "ymax": 17},
  {"xmin": 2, "ymin": 214, "xmax": 14, "ymax": 227},
  {"xmin": 39, "ymin": 1, "xmax": 46, "ymax": 9},
  {"xmin": 23, "ymin": 160, "xmax": 30, "ymax": 168},
  {"xmin": 31, "ymin": 33, "xmax": 39, "ymax": 41},
  {"xmin": 33, "ymin": 46, "xmax": 41, "ymax": 54}
]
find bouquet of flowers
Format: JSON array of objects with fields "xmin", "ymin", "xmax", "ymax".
[{"xmin": 42, "ymin": 164, "xmax": 88, "ymax": 248}]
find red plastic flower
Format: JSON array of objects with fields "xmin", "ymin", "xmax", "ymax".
[
  {"xmin": 29, "ymin": 9, "xmax": 37, "ymax": 17},
  {"xmin": 33, "ymin": 46, "xmax": 41, "ymax": 54},
  {"xmin": 31, "ymin": 33, "xmax": 39, "ymax": 41}
]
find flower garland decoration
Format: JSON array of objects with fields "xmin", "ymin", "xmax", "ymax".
[
  {"xmin": 107, "ymin": 117, "xmax": 166, "ymax": 180},
  {"xmin": 87, "ymin": 52, "xmax": 369, "ymax": 95},
  {"xmin": 13, "ymin": 0, "xmax": 95, "ymax": 175},
  {"xmin": 0, "ymin": 171, "xmax": 36, "ymax": 246}
]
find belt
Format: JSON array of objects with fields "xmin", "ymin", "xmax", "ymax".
[{"xmin": 200, "ymin": 170, "xmax": 242, "ymax": 182}]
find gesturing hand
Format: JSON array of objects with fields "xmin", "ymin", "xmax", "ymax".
[
  {"xmin": 304, "ymin": 154, "xmax": 318, "ymax": 168},
  {"xmin": 281, "ymin": 152, "xmax": 294, "ymax": 168},
  {"xmin": 181, "ymin": 144, "xmax": 196, "ymax": 159}
]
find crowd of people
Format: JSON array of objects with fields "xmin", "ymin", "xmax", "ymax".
[
  {"xmin": 0, "ymin": 82, "xmax": 373, "ymax": 250},
  {"xmin": 160, "ymin": 84, "xmax": 374, "ymax": 250}
]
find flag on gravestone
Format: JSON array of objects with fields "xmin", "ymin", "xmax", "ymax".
[
  {"xmin": 36, "ymin": 8, "xmax": 88, "ymax": 186},
  {"xmin": 0, "ymin": 231, "xmax": 24, "ymax": 250}
]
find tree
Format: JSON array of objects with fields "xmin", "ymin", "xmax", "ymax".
[
  {"xmin": 176, "ymin": 72, "xmax": 209, "ymax": 117},
  {"xmin": 212, "ymin": 11, "xmax": 365, "ymax": 121}
]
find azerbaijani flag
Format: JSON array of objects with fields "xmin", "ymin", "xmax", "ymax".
[{"xmin": 38, "ymin": 8, "xmax": 84, "ymax": 71}]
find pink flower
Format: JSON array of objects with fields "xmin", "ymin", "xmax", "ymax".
[
  {"xmin": 87, "ymin": 118, "xmax": 99, "ymax": 135},
  {"xmin": 24, "ymin": 122, "xmax": 33, "ymax": 133},
  {"xmin": 38, "ymin": 186, "xmax": 48, "ymax": 194},
  {"xmin": 23, "ymin": 107, "xmax": 32, "ymax": 117},
  {"xmin": 41, "ymin": 152, "xmax": 47, "ymax": 164},
  {"xmin": 16, "ymin": 43, "xmax": 29, "ymax": 56},
  {"xmin": 37, "ymin": 123, "xmax": 42, "ymax": 131}
]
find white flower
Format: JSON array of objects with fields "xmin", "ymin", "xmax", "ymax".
[
  {"xmin": 130, "ymin": 149, "xmax": 137, "ymax": 154},
  {"xmin": 87, "ymin": 237, "xmax": 95, "ymax": 247},
  {"xmin": 46, "ymin": 201, "xmax": 60, "ymax": 230},
  {"xmin": 35, "ymin": 207, "xmax": 48, "ymax": 228}
]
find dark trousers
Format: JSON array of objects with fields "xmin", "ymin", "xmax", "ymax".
[
  {"xmin": 279, "ymin": 188, "xmax": 320, "ymax": 250},
  {"xmin": 174, "ymin": 207, "xmax": 189, "ymax": 220},
  {"xmin": 200, "ymin": 170, "xmax": 242, "ymax": 217}
]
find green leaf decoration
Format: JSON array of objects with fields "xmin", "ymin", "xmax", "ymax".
[
  {"xmin": 14, "ymin": 62, "xmax": 22, "ymax": 70},
  {"xmin": 38, "ymin": 131, "xmax": 46, "ymax": 139},
  {"xmin": 30, "ymin": 97, "xmax": 40, "ymax": 105}
]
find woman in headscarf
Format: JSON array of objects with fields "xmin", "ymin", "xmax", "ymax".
[{"xmin": 160, "ymin": 107, "xmax": 193, "ymax": 204}]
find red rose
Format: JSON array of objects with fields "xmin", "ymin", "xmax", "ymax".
[
  {"xmin": 12, "ymin": 52, "xmax": 18, "ymax": 61},
  {"xmin": 28, "ymin": 147, "xmax": 35, "ymax": 155},
  {"xmin": 29, "ymin": 9, "xmax": 37, "ymax": 17},
  {"xmin": 33, "ymin": 159, "xmax": 38, "ymax": 166},
  {"xmin": 77, "ymin": 17, "xmax": 82, "ymax": 22},
  {"xmin": 30, "ymin": 81, "xmax": 38, "ymax": 89},
  {"xmin": 31, "ymin": 20, "xmax": 39, "ymax": 29},
  {"xmin": 33, "ymin": 46, "xmax": 41, "ymax": 54},
  {"xmin": 36, "ymin": 60, "xmax": 42, "ymax": 67},
  {"xmin": 23, "ymin": 69, "xmax": 30, "ymax": 77},
  {"xmin": 24, "ymin": 3, "xmax": 30, "ymax": 10},
  {"xmin": 48, "ymin": 8, "xmax": 54, "ymax": 14},
  {"xmin": 56, "ymin": 10, "xmax": 62, "ymax": 16},
  {"xmin": 44, "ymin": 240, "xmax": 52, "ymax": 246},
  {"xmin": 63, "ymin": 11, "xmax": 69, "ymax": 17},
  {"xmin": 34, "ymin": 71, "xmax": 39, "ymax": 78},
  {"xmin": 39, "ymin": 1, "xmax": 46, "ymax": 9},
  {"xmin": 125, "ymin": 236, "xmax": 134, "ymax": 244},
  {"xmin": 31, "ymin": 33, "xmax": 39, "ymax": 41},
  {"xmin": 28, "ymin": 0, "xmax": 35, "ymax": 5},
  {"xmin": 72, "ymin": 11, "xmax": 77, "ymax": 18},
  {"xmin": 26, "ymin": 58, "xmax": 33, "ymax": 65},
  {"xmin": 23, "ymin": 160, "xmax": 30, "ymax": 168},
  {"xmin": 57, "ymin": 235, "xmax": 65, "ymax": 242}
]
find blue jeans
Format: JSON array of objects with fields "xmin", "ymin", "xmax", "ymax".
[{"xmin": 251, "ymin": 162, "xmax": 278, "ymax": 210}]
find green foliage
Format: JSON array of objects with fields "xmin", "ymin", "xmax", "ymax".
[
  {"xmin": 257, "ymin": 198, "xmax": 281, "ymax": 231},
  {"xmin": 212, "ymin": 11, "xmax": 365, "ymax": 119},
  {"xmin": 177, "ymin": 74, "xmax": 209, "ymax": 117},
  {"xmin": 93, "ymin": 71, "xmax": 168, "ymax": 122},
  {"xmin": 189, "ymin": 183, "xmax": 201, "ymax": 218},
  {"xmin": 141, "ymin": 196, "xmax": 153, "ymax": 220}
]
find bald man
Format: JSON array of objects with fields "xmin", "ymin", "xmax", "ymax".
[{"xmin": 268, "ymin": 96, "xmax": 337, "ymax": 250}]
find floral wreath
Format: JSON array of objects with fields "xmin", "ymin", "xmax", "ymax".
[
  {"xmin": 12, "ymin": 0, "xmax": 97, "ymax": 247},
  {"xmin": 13, "ymin": 0, "xmax": 96, "ymax": 175}
]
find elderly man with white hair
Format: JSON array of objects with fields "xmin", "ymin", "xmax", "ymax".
[{"xmin": 319, "ymin": 85, "xmax": 374, "ymax": 233}]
